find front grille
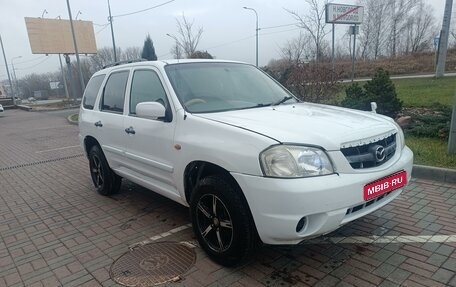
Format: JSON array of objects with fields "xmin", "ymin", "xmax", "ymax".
[
  {"xmin": 345, "ymin": 191, "xmax": 392, "ymax": 216},
  {"xmin": 341, "ymin": 134, "xmax": 397, "ymax": 169}
]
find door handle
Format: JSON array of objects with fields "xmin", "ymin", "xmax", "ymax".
[
  {"xmin": 94, "ymin": 121, "xmax": 103, "ymax": 127},
  {"xmin": 125, "ymin": 127, "xmax": 136, "ymax": 135}
]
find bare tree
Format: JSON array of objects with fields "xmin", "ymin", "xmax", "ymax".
[
  {"xmin": 280, "ymin": 32, "xmax": 312, "ymax": 64},
  {"xmin": 357, "ymin": 0, "xmax": 435, "ymax": 58},
  {"xmin": 122, "ymin": 47, "xmax": 141, "ymax": 60},
  {"xmin": 357, "ymin": 0, "xmax": 389, "ymax": 59},
  {"xmin": 90, "ymin": 47, "xmax": 121, "ymax": 71},
  {"xmin": 404, "ymin": 0, "xmax": 435, "ymax": 53},
  {"xmin": 386, "ymin": 0, "xmax": 416, "ymax": 57},
  {"xmin": 451, "ymin": 30, "xmax": 456, "ymax": 47},
  {"xmin": 286, "ymin": 0, "xmax": 330, "ymax": 62},
  {"xmin": 171, "ymin": 14, "xmax": 203, "ymax": 58}
]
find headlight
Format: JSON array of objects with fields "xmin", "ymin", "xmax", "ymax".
[{"xmin": 260, "ymin": 145, "xmax": 334, "ymax": 178}]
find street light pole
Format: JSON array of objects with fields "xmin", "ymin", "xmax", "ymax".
[
  {"xmin": 0, "ymin": 34, "xmax": 16, "ymax": 105},
  {"xmin": 66, "ymin": 0, "xmax": 86, "ymax": 95},
  {"xmin": 166, "ymin": 33, "xmax": 183, "ymax": 59},
  {"xmin": 11, "ymin": 56, "xmax": 22, "ymax": 98},
  {"xmin": 243, "ymin": 7, "xmax": 259, "ymax": 67},
  {"xmin": 107, "ymin": 0, "xmax": 117, "ymax": 62}
]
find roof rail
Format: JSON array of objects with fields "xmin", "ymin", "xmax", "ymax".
[{"xmin": 102, "ymin": 58, "xmax": 148, "ymax": 69}]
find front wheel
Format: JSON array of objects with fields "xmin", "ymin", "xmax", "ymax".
[
  {"xmin": 88, "ymin": 145, "xmax": 121, "ymax": 195},
  {"xmin": 190, "ymin": 175, "xmax": 258, "ymax": 266}
]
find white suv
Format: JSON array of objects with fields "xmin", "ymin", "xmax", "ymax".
[{"xmin": 79, "ymin": 59, "xmax": 413, "ymax": 266}]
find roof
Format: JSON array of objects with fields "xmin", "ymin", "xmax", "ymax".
[{"xmin": 94, "ymin": 59, "xmax": 248, "ymax": 76}]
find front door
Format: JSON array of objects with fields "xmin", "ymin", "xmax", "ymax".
[{"xmin": 122, "ymin": 68, "xmax": 179, "ymax": 201}]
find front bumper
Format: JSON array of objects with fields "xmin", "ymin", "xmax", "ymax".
[{"xmin": 231, "ymin": 146, "xmax": 413, "ymax": 245}]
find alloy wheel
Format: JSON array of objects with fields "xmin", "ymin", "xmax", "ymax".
[
  {"xmin": 196, "ymin": 194, "xmax": 233, "ymax": 253},
  {"xmin": 90, "ymin": 154, "xmax": 104, "ymax": 188}
]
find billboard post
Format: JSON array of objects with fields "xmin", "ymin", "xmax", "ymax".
[
  {"xmin": 0, "ymin": 34, "xmax": 16, "ymax": 105},
  {"xmin": 66, "ymin": 0, "xmax": 85, "ymax": 92}
]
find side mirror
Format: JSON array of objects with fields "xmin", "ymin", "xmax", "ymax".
[{"xmin": 136, "ymin": 102, "xmax": 166, "ymax": 120}]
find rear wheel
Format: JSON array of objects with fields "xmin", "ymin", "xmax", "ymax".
[
  {"xmin": 190, "ymin": 175, "xmax": 257, "ymax": 266},
  {"xmin": 88, "ymin": 145, "xmax": 121, "ymax": 195}
]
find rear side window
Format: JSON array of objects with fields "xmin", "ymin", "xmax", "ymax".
[
  {"xmin": 83, "ymin": 74, "xmax": 105, "ymax": 110},
  {"xmin": 101, "ymin": 71, "xmax": 129, "ymax": 113},
  {"xmin": 130, "ymin": 70, "xmax": 168, "ymax": 114}
]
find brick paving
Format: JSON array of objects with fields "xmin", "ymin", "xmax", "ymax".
[{"xmin": 0, "ymin": 109, "xmax": 455, "ymax": 287}]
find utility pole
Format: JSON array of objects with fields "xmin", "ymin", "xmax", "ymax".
[
  {"xmin": 450, "ymin": 95, "xmax": 456, "ymax": 154},
  {"xmin": 331, "ymin": 23, "xmax": 335, "ymax": 71},
  {"xmin": 108, "ymin": 0, "xmax": 117, "ymax": 62},
  {"xmin": 436, "ymin": 0, "xmax": 453, "ymax": 78},
  {"xmin": 66, "ymin": 0, "xmax": 86, "ymax": 96},
  {"xmin": 350, "ymin": 25, "xmax": 358, "ymax": 82},
  {"xmin": 444, "ymin": 0, "xmax": 455, "ymax": 153},
  {"xmin": 0, "ymin": 34, "xmax": 16, "ymax": 105},
  {"xmin": 243, "ymin": 7, "xmax": 259, "ymax": 67}
]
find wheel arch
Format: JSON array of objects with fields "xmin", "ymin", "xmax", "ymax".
[
  {"xmin": 183, "ymin": 161, "xmax": 260, "ymax": 234},
  {"xmin": 183, "ymin": 161, "xmax": 243, "ymax": 204},
  {"xmin": 83, "ymin": 136, "xmax": 100, "ymax": 157}
]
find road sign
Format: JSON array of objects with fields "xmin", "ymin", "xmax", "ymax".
[
  {"xmin": 434, "ymin": 36, "xmax": 440, "ymax": 47},
  {"xmin": 349, "ymin": 25, "xmax": 360, "ymax": 35},
  {"xmin": 326, "ymin": 4, "xmax": 364, "ymax": 24}
]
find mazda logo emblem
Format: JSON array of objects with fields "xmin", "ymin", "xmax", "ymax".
[{"xmin": 375, "ymin": 146, "xmax": 386, "ymax": 162}]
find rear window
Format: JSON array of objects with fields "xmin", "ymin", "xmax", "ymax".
[
  {"xmin": 101, "ymin": 71, "xmax": 129, "ymax": 113},
  {"xmin": 82, "ymin": 74, "xmax": 105, "ymax": 110}
]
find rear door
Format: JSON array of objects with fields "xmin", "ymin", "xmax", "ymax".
[
  {"xmin": 96, "ymin": 70, "xmax": 130, "ymax": 170},
  {"xmin": 122, "ymin": 68, "xmax": 179, "ymax": 200}
]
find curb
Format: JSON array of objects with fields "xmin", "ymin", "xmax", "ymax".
[
  {"xmin": 32, "ymin": 105, "xmax": 80, "ymax": 112},
  {"xmin": 17, "ymin": 105, "xmax": 32, "ymax": 111},
  {"xmin": 67, "ymin": 113, "xmax": 78, "ymax": 125},
  {"xmin": 412, "ymin": 164, "xmax": 456, "ymax": 183}
]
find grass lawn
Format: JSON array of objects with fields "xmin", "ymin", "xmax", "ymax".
[
  {"xmin": 393, "ymin": 76, "xmax": 456, "ymax": 107},
  {"xmin": 405, "ymin": 135, "xmax": 456, "ymax": 169},
  {"xmin": 337, "ymin": 76, "xmax": 456, "ymax": 108},
  {"xmin": 69, "ymin": 113, "xmax": 79, "ymax": 122}
]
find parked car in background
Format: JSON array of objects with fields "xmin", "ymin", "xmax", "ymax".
[
  {"xmin": 79, "ymin": 59, "xmax": 414, "ymax": 266},
  {"xmin": 0, "ymin": 104, "xmax": 4, "ymax": 115}
]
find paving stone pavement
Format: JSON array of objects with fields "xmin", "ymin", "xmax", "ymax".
[{"xmin": 0, "ymin": 109, "xmax": 455, "ymax": 287}]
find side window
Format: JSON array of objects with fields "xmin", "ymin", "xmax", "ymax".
[
  {"xmin": 82, "ymin": 74, "xmax": 105, "ymax": 110},
  {"xmin": 130, "ymin": 70, "xmax": 168, "ymax": 115},
  {"xmin": 101, "ymin": 71, "xmax": 129, "ymax": 113}
]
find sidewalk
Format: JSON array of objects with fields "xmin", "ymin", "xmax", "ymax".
[{"xmin": 0, "ymin": 109, "xmax": 455, "ymax": 287}]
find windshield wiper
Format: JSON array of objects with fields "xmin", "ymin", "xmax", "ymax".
[
  {"xmin": 272, "ymin": 96, "xmax": 293, "ymax": 106},
  {"xmin": 253, "ymin": 102, "xmax": 273, "ymax": 108}
]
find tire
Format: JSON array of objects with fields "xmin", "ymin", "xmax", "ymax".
[
  {"xmin": 88, "ymin": 145, "xmax": 121, "ymax": 195},
  {"xmin": 190, "ymin": 175, "xmax": 258, "ymax": 266}
]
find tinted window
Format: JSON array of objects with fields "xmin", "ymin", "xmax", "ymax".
[
  {"xmin": 130, "ymin": 70, "xmax": 168, "ymax": 114},
  {"xmin": 101, "ymin": 71, "xmax": 129, "ymax": 113},
  {"xmin": 83, "ymin": 74, "xmax": 105, "ymax": 109}
]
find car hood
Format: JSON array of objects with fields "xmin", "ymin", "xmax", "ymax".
[{"xmin": 195, "ymin": 103, "xmax": 397, "ymax": 151}]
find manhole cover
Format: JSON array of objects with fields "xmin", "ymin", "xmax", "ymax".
[{"xmin": 110, "ymin": 242, "xmax": 196, "ymax": 287}]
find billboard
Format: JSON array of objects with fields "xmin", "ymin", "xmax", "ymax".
[
  {"xmin": 25, "ymin": 17, "xmax": 97, "ymax": 54},
  {"xmin": 326, "ymin": 4, "xmax": 364, "ymax": 24}
]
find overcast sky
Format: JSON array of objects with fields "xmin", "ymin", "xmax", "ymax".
[{"xmin": 0, "ymin": 0, "xmax": 448, "ymax": 81}]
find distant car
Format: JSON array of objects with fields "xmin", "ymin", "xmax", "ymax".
[{"xmin": 0, "ymin": 104, "xmax": 4, "ymax": 115}]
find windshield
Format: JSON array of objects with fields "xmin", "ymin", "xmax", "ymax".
[{"xmin": 165, "ymin": 62, "xmax": 297, "ymax": 113}]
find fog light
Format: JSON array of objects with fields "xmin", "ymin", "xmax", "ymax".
[{"xmin": 296, "ymin": 216, "xmax": 307, "ymax": 233}]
